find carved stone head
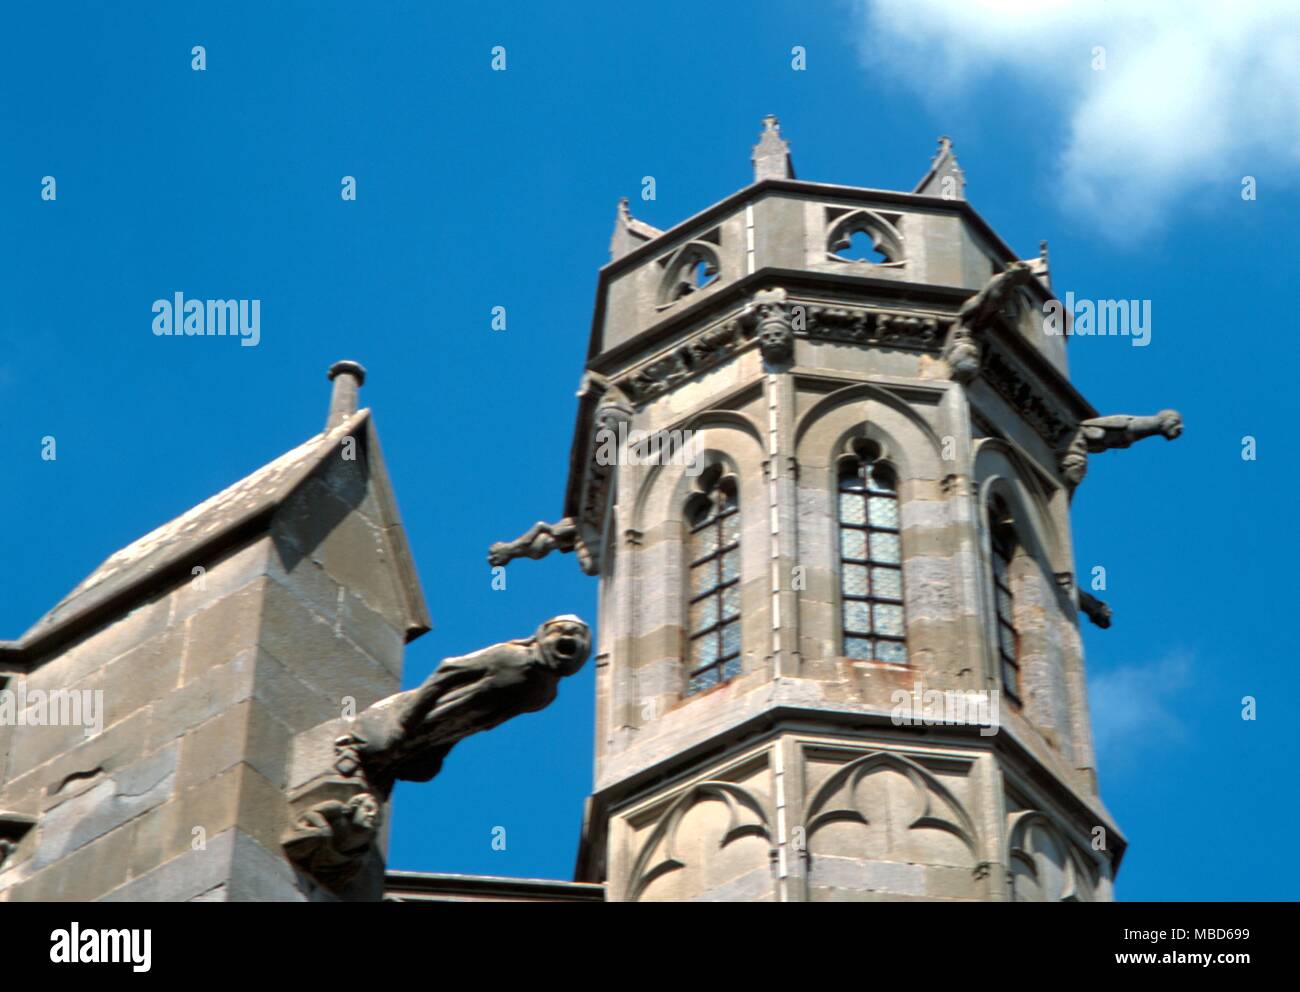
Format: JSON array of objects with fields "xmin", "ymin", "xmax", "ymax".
[
  {"xmin": 535, "ymin": 615, "xmax": 592, "ymax": 676},
  {"xmin": 349, "ymin": 792, "xmax": 381, "ymax": 833},
  {"xmin": 757, "ymin": 303, "xmax": 794, "ymax": 365}
]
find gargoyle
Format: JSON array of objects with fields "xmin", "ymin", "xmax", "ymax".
[
  {"xmin": 488, "ymin": 517, "xmax": 592, "ymax": 572},
  {"xmin": 1078, "ymin": 589, "xmax": 1112, "ymax": 629},
  {"xmin": 337, "ymin": 616, "xmax": 592, "ymax": 796},
  {"xmin": 1057, "ymin": 410, "xmax": 1183, "ymax": 489},
  {"xmin": 285, "ymin": 617, "xmax": 592, "ymax": 893},
  {"xmin": 942, "ymin": 261, "xmax": 1038, "ymax": 383}
]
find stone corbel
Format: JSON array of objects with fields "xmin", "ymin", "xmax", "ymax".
[{"xmin": 752, "ymin": 288, "xmax": 793, "ymax": 365}]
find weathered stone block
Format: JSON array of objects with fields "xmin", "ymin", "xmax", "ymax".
[
  {"xmin": 146, "ymin": 650, "xmax": 257, "ymax": 751},
  {"xmin": 176, "ymin": 699, "xmax": 291, "ymax": 793},
  {"xmin": 7, "ymin": 822, "xmax": 134, "ymax": 902},
  {"xmin": 258, "ymin": 580, "xmax": 395, "ymax": 711},
  {"xmin": 338, "ymin": 589, "xmax": 404, "ymax": 679},
  {"xmin": 109, "ymin": 828, "xmax": 240, "ymax": 902},
  {"xmin": 180, "ymin": 578, "xmax": 268, "ymax": 683},
  {"xmin": 32, "ymin": 743, "xmax": 177, "ymax": 869},
  {"xmin": 250, "ymin": 648, "xmax": 339, "ymax": 734},
  {"xmin": 168, "ymin": 539, "xmax": 271, "ymax": 627}
]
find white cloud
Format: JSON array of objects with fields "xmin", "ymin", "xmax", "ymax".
[
  {"xmin": 1087, "ymin": 651, "xmax": 1191, "ymax": 767},
  {"xmin": 854, "ymin": 0, "xmax": 1300, "ymax": 235}
]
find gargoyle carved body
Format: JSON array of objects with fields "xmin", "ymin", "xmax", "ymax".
[
  {"xmin": 283, "ymin": 616, "xmax": 591, "ymax": 893},
  {"xmin": 488, "ymin": 518, "xmax": 592, "ymax": 571},
  {"xmin": 338, "ymin": 615, "xmax": 591, "ymax": 796},
  {"xmin": 1078, "ymin": 589, "xmax": 1112, "ymax": 629},
  {"xmin": 281, "ymin": 794, "xmax": 381, "ymax": 889},
  {"xmin": 1058, "ymin": 410, "xmax": 1183, "ymax": 489},
  {"xmin": 942, "ymin": 261, "xmax": 1038, "ymax": 383}
]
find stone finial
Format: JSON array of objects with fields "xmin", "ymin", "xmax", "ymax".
[
  {"xmin": 1018, "ymin": 240, "xmax": 1052, "ymax": 289},
  {"xmin": 327, "ymin": 360, "xmax": 367, "ymax": 429},
  {"xmin": 913, "ymin": 136, "xmax": 965, "ymax": 200},
  {"xmin": 609, "ymin": 197, "xmax": 664, "ymax": 261},
  {"xmin": 752, "ymin": 115, "xmax": 795, "ymax": 182},
  {"xmin": 1032, "ymin": 239, "xmax": 1052, "ymax": 290}
]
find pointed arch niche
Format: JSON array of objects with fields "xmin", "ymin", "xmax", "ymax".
[
  {"xmin": 1006, "ymin": 809, "xmax": 1100, "ymax": 902},
  {"xmin": 656, "ymin": 234, "xmax": 724, "ymax": 309}
]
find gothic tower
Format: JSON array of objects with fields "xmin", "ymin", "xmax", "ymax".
[{"xmin": 501, "ymin": 118, "xmax": 1180, "ymax": 901}]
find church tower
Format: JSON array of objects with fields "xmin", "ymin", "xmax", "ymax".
[{"xmin": 497, "ymin": 118, "xmax": 1181, "ymax": 902}]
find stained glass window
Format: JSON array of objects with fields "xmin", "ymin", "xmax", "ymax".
[
  {"xmin": 839, "ymin": 448, "xmax": 907, "ymax": 664},
  {"xmin": 686, "ymin": 478, "xmax": 741, "ymax": 694}
]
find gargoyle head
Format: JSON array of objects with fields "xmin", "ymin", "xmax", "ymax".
[
  {"xmin": 535, "ymin": 615, "xmax": 592, "ymax": 676},
  {"xmin": 1157, "ymin": 409, "xmax": 1183, "ymax": 440}
]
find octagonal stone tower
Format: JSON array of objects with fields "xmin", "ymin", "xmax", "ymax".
[{"xmin": 505, "ymin": 118, "xmax": 1177, "ymax": 901}]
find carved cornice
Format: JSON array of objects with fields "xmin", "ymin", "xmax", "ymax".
[
  {"xmin": 797, "ymin": 302, "xmax": 948, "ymax": 351},
  {"xmin": 612, "ymin": 299, "xmax": 952, "ymax": 406},
  {"xmin": 980, "ymin": 341, "xmax": 1074, "ymax": 449},
  {"xmin": 616, "ymin": 309, "xmax": 758, "ymax": 404}
]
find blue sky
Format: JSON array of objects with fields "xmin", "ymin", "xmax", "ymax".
[{"xmin": 1, "ymin": 1, "xmax": 1295, "ymax": 899}]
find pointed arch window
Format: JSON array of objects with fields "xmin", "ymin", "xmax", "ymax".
[
  {"xmin": 989, "ymin": 495, "xmax": 1021, "ymax": 702},
  {"xmin": 838, "ymin": 440, "xmax": 907, "ymax": 664},
  {"xmin": 657, "ymin": 238, "xmax": 722, "ymax": 309},
  {"xmin": 685, "ymin": 469, "xmax": 741, "ymax": 695}
]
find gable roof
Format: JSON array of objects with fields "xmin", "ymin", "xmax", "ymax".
[{"xmin": 1, "ymin": 409, "xmax": 430, "ymax": 669}]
